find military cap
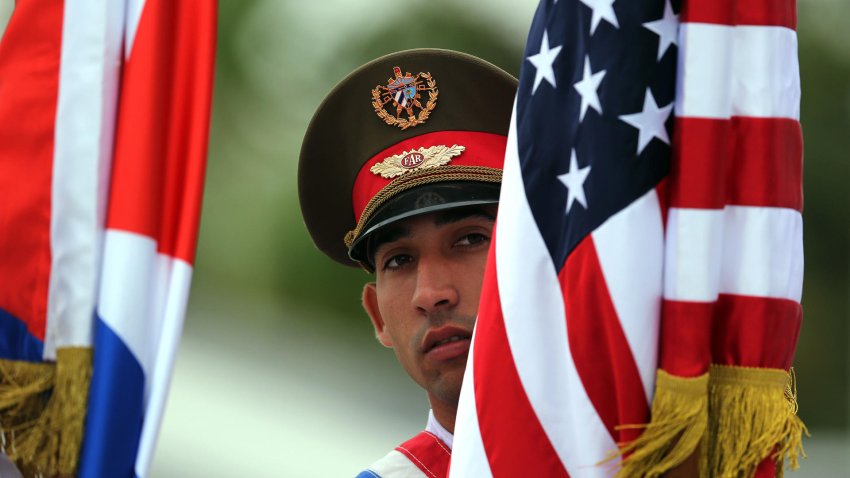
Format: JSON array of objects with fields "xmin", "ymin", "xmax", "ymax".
[{"xmin": 299, "ymin": 48, "xmax": 517, "ymax": 271}]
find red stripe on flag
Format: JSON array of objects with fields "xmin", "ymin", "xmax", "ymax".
[
  {"xmin": 105, "ymin": 0, "xmax": 216, "ymax": 263},
  {"xmin": 0, "ymin": 0, "xmax": 65, "ymax": 339},
  {"xmin": 670, "ymin": 117, "xmax": 802, "ymax": 211},
  {"xmin": 681, "ymin": 0, "xmax": 797, "ymax": 29},
  {"xmin": 754, "ymin": 453, "xmax": 777, "ymax": 477},
  {"xmin": 661, "ymin": 295, "xmax": 801, "ymax": 375},
  {"xmin": 712, "ymin": 294, "xmax": 802, "ymax": 369},
  {"xmin": 473, "ymin": 238, "xmax": 569, "ymax": 477},
  {"xmin": 560, "ymin": 237, "xmax": 649, "ymax": 443},
  {"xmin": 660, "ymin": 300, "xmax": 714, "ymax": 377},
  {"xmin": 394, "ymin": 431, "xmax": 451, "ymax": 478}
]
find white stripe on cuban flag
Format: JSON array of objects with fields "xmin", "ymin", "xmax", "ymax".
[
  {"xmin": 76, "ymin": 0, "xmax": 215, "ymax": 475},
  {"xmin": 95, "ymin": 230, "xmax": 195, "ymax": 478},
  {"xmin": 0, "ymin": 0, "xmax": 210, "ymax": 475},
  {"xmin": 44, "ymin": 0, "xmax": 125, "ymax": 359}
]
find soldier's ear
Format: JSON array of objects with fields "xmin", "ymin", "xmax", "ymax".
[{"xmin": 362, "ymin": 282, "xmax": 392, "ymax": 348}]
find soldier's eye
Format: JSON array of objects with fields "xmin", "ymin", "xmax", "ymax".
[
  {"xmin": 455, "ymin": 233, "xmax": 489, "ymax": 248},
  {"xmin": 384, "ymin": 254, "xmax": 414, "ymax": 270}
]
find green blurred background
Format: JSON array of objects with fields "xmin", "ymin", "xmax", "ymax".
[{"xmin": 4, "ymin": 0, "xmax": 848, "ymax": 476}]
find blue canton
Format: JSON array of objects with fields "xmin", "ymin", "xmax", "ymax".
[{"xmin": 516, "ymin": 0, "xmax": 679, "ymax": 270}]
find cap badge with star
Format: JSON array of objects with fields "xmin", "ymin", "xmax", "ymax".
[{"xmin": 371, "ymin": 66, "xmax": 438, "ymax": 130}]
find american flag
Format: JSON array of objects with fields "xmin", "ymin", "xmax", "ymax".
[{"xmin": 450, "ymin": 0, "xmax": 802, "ymax": 476}]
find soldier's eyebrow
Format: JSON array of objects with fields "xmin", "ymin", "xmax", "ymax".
[{"xmin": 368, "ymin": 225, "xmax": 411, "ymax": 263}]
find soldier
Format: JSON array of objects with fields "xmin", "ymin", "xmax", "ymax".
[{"xmin": 299, "ymin": 49, "xmax": 515, "ymax": 478}]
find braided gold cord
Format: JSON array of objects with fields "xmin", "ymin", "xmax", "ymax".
[{"xmin": 344, "ymin": 165, "xmax": 503, "ymax": 248}]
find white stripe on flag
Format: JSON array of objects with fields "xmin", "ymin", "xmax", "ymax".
[
  {"xmin": 675, "ymin": 24, "xmax": 800, "ymax": 119},
  {"xmin": 591, "ymin": 188, "xmax": 663, "ymax": 403},
  {"xmin": 134, "ymin": 254, "xmax": 193, "ymax": 478},
  {"xmin": 664, "ymin": 206, "xmax": 803, "ymax": 302},
  {"xmin": 718, "ymin": 206, "xmax": 803, "ymax": 301},
  {"xmin": 663, "ymin": 208, "xmax": 724, "ymax": 302},
  {"xmin": 496, "ymin": 107, "xmax": 615, "ymax": 476},
  {"xmin": 124, "ymin": 0, "xmax": 148, "ymax": 58},
  {"xmin": 45, "ymin": 0, "xmax": 125, "ymax": 358},
  {"xmin": 450, "ymin": 337, "xmax": 493, "ymax": 478},
  {"xmin": 97, "ymin": 229, "xmax": 195, "ymax": 477},
  {"xmin": 98, "ymin": 230, "xmax": 159, "ymax": 374}
]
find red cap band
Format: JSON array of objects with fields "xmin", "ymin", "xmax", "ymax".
[{"xmin": 351, "ymin": 130, "xmax": 508, "ymax": 223}]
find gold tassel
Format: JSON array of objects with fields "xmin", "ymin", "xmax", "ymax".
[
  {"xmin": 0, "ymin": 347, "xmax": 92, "ymax": 477},
  {"xmin": 612, "ymin": 370, "xmax": 708, "ymax": 478},
  {"xmin": 708, "ymin": 364, "xmax": 808, "ymax": 478}
]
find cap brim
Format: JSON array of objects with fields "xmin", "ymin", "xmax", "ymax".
[{"xmin": 348, "ymin": 181, "xmax": 500, "ymax": 266}]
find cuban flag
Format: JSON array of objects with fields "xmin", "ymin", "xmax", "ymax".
[
  {"xmin": 0, "ymin": 0, "xmax": 216, "ymax": 476},
  {"xmin": 452, "ymin": 0, "xmax": 804, "ymax": 476}
]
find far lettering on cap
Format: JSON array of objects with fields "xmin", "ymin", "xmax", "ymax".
[{"xmin": 370, "ymin": 145, "xmax": 465, "ymax": 179}]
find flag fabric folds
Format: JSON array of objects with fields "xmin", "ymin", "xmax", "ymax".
[
  {"xmin": 452, "ymin": 0, "xmax": 671, "ymax": 475},
  {"xmin": 646, "ymin": 1, "xmax": 805, "ymax": 477},
  {"xmin": 0, "ymin": 0, "xmax": 216, "ymax": 476},
  {"xmin": 451, "ymin": 0, "xmax": 805, "ymax": 477}
]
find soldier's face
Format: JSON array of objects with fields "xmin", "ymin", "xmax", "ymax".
[{"xmin": 361, "ymin": 206, "xmax": 495, "ymax": 420}]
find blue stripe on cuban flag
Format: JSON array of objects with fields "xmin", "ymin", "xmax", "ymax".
[
  {"xmin": 79, "ymin": 230, "xmax": 195, "ymax": 478},
  {"xmin": 394, "ymin": 89, "xmax": 409, "ymax": 107},
  {"xmin": 79, "ymin": 316, "xmax": 146, "ymax": 478},
  {"xmin": 0, "ymin": 308, "xmax": 44, "ymax": 362}
]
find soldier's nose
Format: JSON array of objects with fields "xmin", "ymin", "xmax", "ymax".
[{"xmin": 411, "ymin": 258, "xmax": 459, "ymax": 315}]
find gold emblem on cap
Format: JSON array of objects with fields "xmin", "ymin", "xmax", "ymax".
[
  {"xmin": 372, "ymin": 66, "xmax": 438, "ymax": 130},
  {"xmin": 370, "ymin": 145, "xmax": 465, "ymax": 179}
]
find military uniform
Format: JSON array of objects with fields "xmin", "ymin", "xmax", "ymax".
[
  {"xmin": 298, "ymin": 49, "xmax": 516, "ymax": 476},
  {"xmin": 355, "ymin": 411, "xmax": 452, "ymax": 478}
]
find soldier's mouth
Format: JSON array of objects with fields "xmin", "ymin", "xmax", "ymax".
[
  {"xmin": 434, "ymin": 335, "xmax": 464, "ymax": 347},
  {"xmin": 423, "ymin": 326, "xmax": 472, "ymax": 360}
]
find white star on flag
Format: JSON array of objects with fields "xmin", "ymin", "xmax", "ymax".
[
  {"xmin": 643, "ymin": 0, "xmax": 679, "ymax": 61},
  {"xmin": 618, "ymin": 88, "xmax": 673, "ymax": 155},
  {"xmin": 579, "ymin": 0, "xmax": 619, "ymax": 35},
  {"xmin": 526, "ymin": 31, "xmax": 562, "ymax": 94},
  {"xmin": 573, "ymin": 55, "xmax": 606, "ymax": 121},
  {"xmin": 557, "ymin": 149, "xmax": 591, "ymax": 213}
]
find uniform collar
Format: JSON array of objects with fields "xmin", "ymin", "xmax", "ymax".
[{"xmin": 425, "ymin": 409, "xmax": 454, "ymax": 450}]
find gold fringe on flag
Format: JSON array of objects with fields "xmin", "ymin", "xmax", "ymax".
[
  {"xmin": 708, "ymin": 364, "xmax": 808, "ymax": 478},
  {"xmin": 0, "ymin": 347, "xmax": 92, "ymax": 477},
  {"xmin": 612, "ymin": 370, "xmax": 708, "ymax": 478}
]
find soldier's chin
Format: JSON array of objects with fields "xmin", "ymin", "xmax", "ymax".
[{"xmin": 430, "ymin": 367, "xmax": 467, "ymax": 406}]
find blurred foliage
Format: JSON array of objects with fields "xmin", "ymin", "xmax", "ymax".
[
  {"xmin": 197, "ymin": 0, "xmax": 849, "ymax": 429},
  {"xmin": 794, "ymin": 15, "xmax": 850, "ymax": 429}
]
